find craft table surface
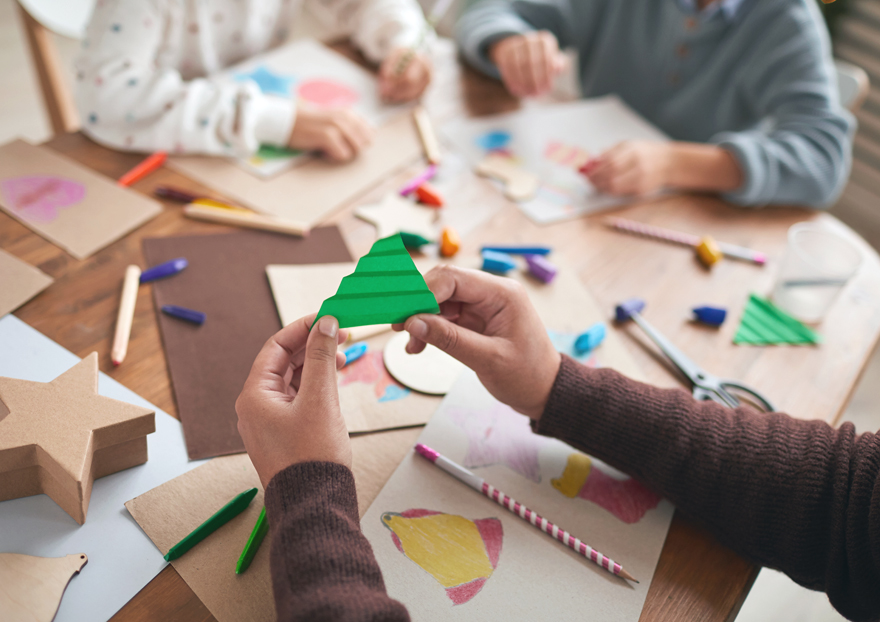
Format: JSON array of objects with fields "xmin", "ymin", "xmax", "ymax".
[{"xmin": 2, "ymin": 40, "xmax": 880, "ymax": 622}]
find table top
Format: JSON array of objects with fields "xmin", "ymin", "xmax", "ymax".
[{"xmin": 3, "ymin": 40, "xmax": 880, "ymax": 622}]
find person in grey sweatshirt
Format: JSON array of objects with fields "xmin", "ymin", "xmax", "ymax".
[{"xmin": 455, "ymin": 0, "xmax": 855, "ymax": 208}]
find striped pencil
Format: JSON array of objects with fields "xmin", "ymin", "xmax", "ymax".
[
  {"xmin": 414, "ymin": 443, "xmax": 638, "ymax": 583},
  {"xmin": 605, "ymin": 217, "xmax": 766, "ymax": 266}
]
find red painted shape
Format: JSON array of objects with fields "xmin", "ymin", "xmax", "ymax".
[
  {"xmin": 298, "ymin": 79, "xmax": 359, "ymax": 108},
  {"xmin": 578, "ymin": 468, "xmax": 661, "ymax": 524},
  {"xmin": 446, "ymin": 578, "xmax": 487, "ymax": 605},
  {"xmin": 473, "ymin": 517, "xmax": 503, "ymax": 569}
]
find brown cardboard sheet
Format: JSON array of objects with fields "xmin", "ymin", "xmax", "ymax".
[
  {"xmin": 0, "ymin": 248, "xmax": 53, "ymax": 316},
  {"xmin": 142, "ymin": 227, "xmax": 352, "ymax": 460}
]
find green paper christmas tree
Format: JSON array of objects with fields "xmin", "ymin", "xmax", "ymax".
[
  {"xmin": 733, "ymin": 294, "xmax": 821, "ymax": 345},
  {"xmin": 314, "ymin": 234, "xmax": 440, "ymax": 328}
]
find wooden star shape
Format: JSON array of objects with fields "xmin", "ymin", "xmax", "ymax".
[
  {"xmin": 0, "ymin": 353, "xmax": 155, "ymax": 524},
  {"xmin": 355, "ymin": 192, "xmax": 437, "ymax": 241}
]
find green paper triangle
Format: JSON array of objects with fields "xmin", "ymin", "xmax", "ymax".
[
  {"xmin": 733, "ymin": 294, "xmax": 821, "ymax": 345},
  {"xmin": 314, "ymin": 234, "xmax": 440, "ymax": 328}
]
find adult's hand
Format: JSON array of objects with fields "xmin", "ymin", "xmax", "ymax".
[
  {"xmin": 489, "ymin": 31, "xmax": 566, "ymax": 98},
  {"xmin": 379, "ymin": 48, "xmax": 432, "ymax": 102},
  {"xmin": 288, "ymin": 106, "xmax": 374, "ymax": 162},
  {"xmin": 236, "ymin": 314, "xmax": 350, "ymax": 489},
  {"xmin": 393, "ymin": 266, "xmax": 560, "ymax": 420}
]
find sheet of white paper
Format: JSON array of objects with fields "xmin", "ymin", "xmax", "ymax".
[
  {"xmin": 441, "ymin": 96, "xmax": 669, "ymax": 225},
  {"xmin": 0, "ymin": 315, "xmax": 204, "ymax": 622},
  {"xmin": 361, "ymin": 369, "xmax": 673, "ymax": 621}
]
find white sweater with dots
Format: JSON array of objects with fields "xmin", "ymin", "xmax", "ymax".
[{"xmin": 75, "ymin": 0, "xmax": 427, "ymax": 156}]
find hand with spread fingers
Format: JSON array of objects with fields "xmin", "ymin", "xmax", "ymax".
[
  {"xmin": 489, "ymin": 31, "xmax": 567, "ymax": 98},
  {"xmin": 287, "ymin": 106, "xmax": 374, "ymax": 162}
]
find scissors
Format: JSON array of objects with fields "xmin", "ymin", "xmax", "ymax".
[{"xmin": 616, "ymin": 298, "xmax": 775, "ymax": 412}]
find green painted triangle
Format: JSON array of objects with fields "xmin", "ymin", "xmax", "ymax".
[
  {"xmin": 733, "ymin": 294, "xmax": 821, "ymax": 345},
  {"xmin": 314, "ymin": 234, "xmax": 440, "ymax": 328}
]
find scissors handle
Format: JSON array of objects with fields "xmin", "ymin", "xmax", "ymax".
[{"xmin": 719, "ymin": 380, "xmax": 775, "ymax": 413}]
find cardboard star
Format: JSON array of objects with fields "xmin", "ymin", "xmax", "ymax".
[
  {"xmin": 355, "ymin": 192, "xmax": 437, "ymax": 241},
  {"xmin": 0, "ymin": 353, "xmax": 155, "ymax": 524},
  {"xmin": 235, "ymin": 65, "xmax": 296, "ymax": 97}
]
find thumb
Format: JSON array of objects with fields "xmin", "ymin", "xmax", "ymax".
[
  {"xmin": 298, "ymin": 316, "xmax": 342, "ymax": 402},
  {"xmin": 404, "ymin": 314, "xmax": 498, "ymax": 371}
]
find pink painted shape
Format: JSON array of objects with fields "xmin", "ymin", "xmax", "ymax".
[
  {"xmin": 578, "ymin": 468, "xmax": 661, "ymax": 524},
  {"xmin": 473, "ymin": 517, "xmax": 503, "ymax": 569},
  {"xmin": 339, "ymin": 350, "xmax": 404, "ymax": 400},
  {"xmin": 447, "ymin": 402, "xmax": 547, "ymax": 482},
  {"xmin": 0, "ymin": 176, "xmax": 86, "ymax": 223},
  {"xmin": 446, "ymin": 578, "xmax": 487, "ymax": 605},
  {"xmin": 298, "ymin": 79, "xmax": 359, "ymax": 108}
]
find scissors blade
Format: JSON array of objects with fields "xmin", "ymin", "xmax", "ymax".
[{"xmin": 629, "ymin": 312, "xmax": 706, "ymax": 386}]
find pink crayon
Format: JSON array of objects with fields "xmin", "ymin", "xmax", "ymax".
[
  {"xmin": 414, "ymin": 443, "xmax": 638, "ymax": 583},
  {"xmin": 399, "ymin": 165, "xmax": 438, "ymax": 196}
]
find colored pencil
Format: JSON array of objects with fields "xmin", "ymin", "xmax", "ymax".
[
  {"xmin": 399, "ymin": 165, "xmax": 438, "ymax": 196},
  {"xmin": 118, "ymin": 151, "xmax": 167, "ymax": 187},
  {"xmin": 605, "ymin": 217, "xmax": 767, "ymax": 266},
  {"xmin": 413, "ymin": 106, "xmax": 442, "ymax": 165},
  {"xmin": 111, "ymin": 265, "xmax": 141, "ymax": 366},
  {"xmin": 165, "ymin": 488, "xmax": 259, "ymax": 562},
  {"xmin": 183, "ymin": 204, "xmax": 309, "ymax": 237},
  {"xmin": 155, "ymin": 185, "xmax": 199, "ymax": 203},
  {"xmin": 414, "ymin": 443, "xmax": 638, "ymax": 583},
  {"xmin": 236, "ymin": 507, "xmax": 268, "ymax": 574}
]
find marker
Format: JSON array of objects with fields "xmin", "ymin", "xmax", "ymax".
[
  {"xmin": 236, "ymin": 507, "xmax": 268, "ymax": 574},
  {"xmin": 111, "ymin": 265, "xmax": 141, "ymax": 366},
  {"xmin": 574, "ymin": 322, "xmax": 606, "ymax": 355},
  {"xmin": 525, "ymin": 254, "xmax": 557, "ymax": 283},
  {"xmin": 481, "ymin": 245, "xmax": 551, "ymax": 256},
  {"xmin": 399, "ymin": 165, "xmax": 437, "ymax": 196},
  {"xmin": 118, "ymin": 151, "xmax": 167, "ymax": 187},
  {"xmin": 615, "ymin": 298, "xmax": 646, "ymax": 323},
  {"xmin": 481, "ymin": 250, "xmax": 517, "ymax": 274},
  {"xmin": 692, "ymin": 306, "xmax": 727, "ymax": 327},
  {"xmin": 164, "ymin": 488, "xmax": 258, "ymax": 561},
  {"xmin": 343, "ymin": 341, "xmax": 368, "ymax": 366},
  {"xmin": 140, "ymin": 258, "xmax": 188, "ymax": 283},
  {"xmin": 399, "ymin": 231, "xmax": 433, "ymax": 249},
  {"xmin": 161, "ymin": 305, "xmax": 206, "ymax": 325}
]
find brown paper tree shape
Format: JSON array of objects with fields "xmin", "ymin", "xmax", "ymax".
[{"xmin": 0, "ymin": 353, "xmax": 155, "ymax": 524}]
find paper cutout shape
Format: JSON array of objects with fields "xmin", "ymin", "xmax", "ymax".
[
  {"xmin": 314, "ymin": 234, "xmax": 440, "ymax": 329},
  {"xmin": 551, "ymin": 453, "xmax": 661, "ymax": 524},
  {"xmin": 733, "ymin": 294, "xmax": 821, "ymax": 345},
  {"xmin": 383, "ymin": 331, "xmax": 466, "ymax": 395},
  {"xmin": 475, "ymin": 154, "xmax": 539, "ymax": 201},
  {"xmin": 355, "ymin": 192, "xmax": 437, "ymax": 241},
  {"xmin": 0, "ymin": 175, "xmax": 86, "ymax": 223},
  {"xmin": 0, "ymin": 553, "xmax": 88, "ymax": 622},
  {"xmin": 340, "ymin": 350, "xmax": 410, "ymax": 403},
  {"xmin": 298, "ymin": 78, "xmax": 360, "ymax": 107},
  {"xmin": 0, "ymin": 353, "xmax": 155, "ymax": 523},
  {"xmin": 382, "ymin": 509, "xmax": 502, "ymax": 605},
  {"xmin": 235, "ymin": 65, "xmax": 296, "ymax": 96},
  {"xmin": 0, "ymin": 248, "xmax": 53, "ymax": 317}
]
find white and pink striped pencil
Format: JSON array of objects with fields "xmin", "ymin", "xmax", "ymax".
[{"xmin": 414, "ymin": 443, "xmax": 638, "ymax": 583}]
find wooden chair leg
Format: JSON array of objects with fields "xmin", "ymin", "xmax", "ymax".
[{"xmin": 16, "ymin": 3, "xmax": 80, "ymax": 135}]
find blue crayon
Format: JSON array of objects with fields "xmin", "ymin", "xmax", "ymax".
[
  {"xmin": 692, "ymin": 306, "xmax": 727, "ymax": 327},
  {"xmin": 574, "ymin": 323, "xmax": 607, "ymax": 355},
  {"xmin": 343, "ymin": 341, "xmax": 368, "ymax": 366},
  {"xmin": 481, "ymin": 245, "xmax": 551, "ymax": 256},
  {"xmin": 615, "ymin": 298, "xmax": 646, "ymax": 323},
  {"xmin": 162, "ymin": 305, "xmax": 206, "ymax": 325},
  {"xmin": 481, "ymin": 250, "xmax": 517, "ymax": 274},
  {"xmin": 141, "ymin": 258, "xmax": 188, "ymax": 283}
]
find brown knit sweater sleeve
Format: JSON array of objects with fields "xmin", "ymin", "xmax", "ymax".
[
  {"xmin": 536, "ymin": 355, "xmax": 880, "ymax": 622},
  {"xmin": 264, "ymin": 461, "xmax": 410, "ymax": 622}
]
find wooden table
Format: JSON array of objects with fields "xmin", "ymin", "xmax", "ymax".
[{"xmin": 4, "ymin": 41, "xmax": 880, "ymax": 622}]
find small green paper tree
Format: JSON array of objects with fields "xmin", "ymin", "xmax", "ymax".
[
  {"xmin": 733, "ymin": 294, "xmax": 821, "ymax": 345},
  {"xmin": 314, "ymin": 234, "xmax": 440, "ymax": 328}
]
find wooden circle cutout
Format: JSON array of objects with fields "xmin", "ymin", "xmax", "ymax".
[{"xmin": 382, "ymin": 331, "xmax": 467, "ymax": 395}]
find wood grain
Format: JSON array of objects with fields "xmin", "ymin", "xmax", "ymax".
[{"xmin": 4, "ymin": 40, "xmax": 879, "ymax": 622}]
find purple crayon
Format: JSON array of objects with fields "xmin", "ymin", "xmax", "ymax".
[
  {"xmin": 525, "ymin": 254, "xmax": 558, "ymax": 283},
  {"xmin": 162, "ymin": 305, "xmax": 206, "ymax": 325},
  {"xmin": 141, "ymin": 258, "xmax": 188, "ymax": 283}
]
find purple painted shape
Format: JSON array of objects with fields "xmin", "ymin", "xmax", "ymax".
[
  {"xmin": 1, "ymin": 176, "xmax": 86, "ymax": 223},
  {"xmin": 525, "ymin": 254, "xmax": 558, "ymax": 283}
]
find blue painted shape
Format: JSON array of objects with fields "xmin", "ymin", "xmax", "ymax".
[
  {"xmin": 476, "ymin": 130, "xmax": 512, "ymax": 151},
  {"xmin": 615, "ymin": 298, "xmax": 646, "ymax": 322},
  {"xmin": 379, "ymin": 384, "xmax": 410, "ymax": 403},
  {"xmin": 343, "ymin": 341, "xmax": 368, "ymax": 366},
  {"xmin": 481, "ymin": 250, "xmax": 517, "ymax": 274},
  {"xmin": 574, "ymin": 322, "xmax": 607, "ymax": 355},
  {"xmin": 692, "ymin": 306, "xmax": 727, "ymax": 327},
  {"xmin": 235, "ymin": 65, "xmax": 296, "ymax": 97}
]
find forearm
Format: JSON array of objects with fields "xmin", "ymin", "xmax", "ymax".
[
  {"xmin": 265, "ymin": 462, "xmax": 409, "ymax": 622},
  {"xmin": 665, "ymin": 142, "xmax": 744, "ymax": 193},
  {"xmin": 534, "ymin": 356, "xmax": 880, "ymax": 620}
]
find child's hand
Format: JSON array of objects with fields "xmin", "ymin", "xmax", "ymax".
[
  {"xmin": 235, "ymin": 314, "xmax": 351, "ymax": 489},
  {"xmin": 581, "ymin": 141, "xmax": 672, "ymax": 197},
  {"xmin": 379, "ymin": 48, "xmax": 432, "ymax": 102},
  {"xmin": 392, "ymin": 266, "xmax": 561, "ymax": 420},
  {"xmin": 489, "ymin": 31, "xmax": 567, "ymax": 98},
  {"xmin": 288, "ymin": 106, "xmax": 374, "ymax": 161}
]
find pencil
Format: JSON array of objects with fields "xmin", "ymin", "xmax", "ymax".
[
  {"xmin": 111, "ymin": 265, "xmax": 141, "ymax": 366},
  {"xmin": 413, "ymin": 106, "xmax": 442, "ymax": 165},
  {"xmin": 414, "ymin": 443, "xmax": 638, "ymax": 583},
  {"xmin": 165, "ymin": 488, "xmax": 259, "ymax": 562},
  {"xmin": 118, "ymin": 151, "xmax": 167, "ymax": 187},
  {"xmin": 183, "ymin": 204, "xmax": 310, "ymax": 237},
  {"xmin": 236, "ymin": 506, "xmax": 268, "ymax": 574}
]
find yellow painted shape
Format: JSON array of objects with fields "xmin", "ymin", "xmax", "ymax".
[
  {"xmin": 551, "ymin": 452, "xmax": 593, "ymax": 498},
  {"xmin": 696, "ymin": 236, "xmax": 723, "ymax": 267},
  {"xmin": 383, "ymin": 513, "xmax": 493, "ymax": 588}
]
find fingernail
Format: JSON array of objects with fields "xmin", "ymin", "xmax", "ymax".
[
  {"xmin": 408, "ymin": 318, "xmax": 427, "ymax": 339},
  {"xmin": 318, "ymin": 316, "xmax": 338, "ymax": 338}
]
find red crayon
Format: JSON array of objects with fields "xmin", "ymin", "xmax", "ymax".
[{"xmin": 119, "ymin": 151, "xmax": 167, "ymax": 187}]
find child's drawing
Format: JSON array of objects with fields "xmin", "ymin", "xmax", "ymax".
[
  {"xmin": 0, "ymin": 176, "xmax": 86, "ymax": 223},
  {"xmin": 544, "ymin": 141, "xmax": 591, "ymax": 170},
  {"xmin": 552, "ymin": 453, "xmax": 661, "ymax": 524},
  {"xmin": 382, "ymin": 509, "xmax": 503, "ymax": 605},
  {"xmin": 298, "ymin": 79, "xmax": 360, "ymax": 108},
  {"xmin": 235, "ymin": 65, "xmax": 296, "ymax": 96},
  {"xmin": 339, "ymin": 350, "xmax": 410, "ymax": 403}
]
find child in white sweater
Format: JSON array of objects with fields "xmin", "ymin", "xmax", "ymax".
[{"xmin": 75, "ymin": 0, "xmax": 432, "ymax": 161}]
